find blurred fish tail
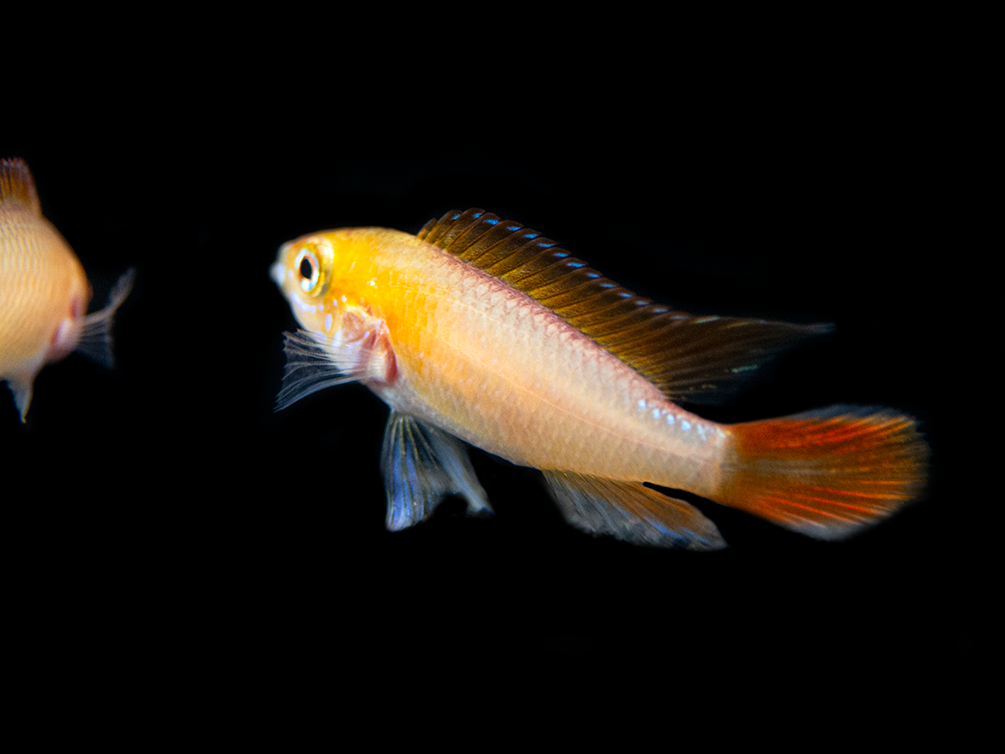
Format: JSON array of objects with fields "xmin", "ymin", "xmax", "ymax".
[{"xmin": 718, "ymin": 406, "xmax": 929, "ymax": 539}]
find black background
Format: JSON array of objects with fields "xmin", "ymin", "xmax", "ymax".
[{"xmin": 1, "ymin": 17, "xmax": 993, "ymax": 711}]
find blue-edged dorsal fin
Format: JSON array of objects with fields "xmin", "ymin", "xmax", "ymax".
[
  {"xmin": 0, "ymin": 158, "xmax": 42, "ymax": 215},
  {"xmin": 418, "ymin": 209, "xmax": 830, "ymax": 404}
]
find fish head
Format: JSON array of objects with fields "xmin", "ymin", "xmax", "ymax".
[
  {"xmin": 271, "ymin": 232, "xmax": 343, "ymax": 337},
  {"xmin": 271, "ymin": 228, "xmax": 388, "ymax": 342},
  {"xmin": 272, "ymin": 229, "xmax": 400, "ymax": 388}
]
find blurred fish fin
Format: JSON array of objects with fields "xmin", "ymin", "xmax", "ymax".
[
  {"xmin": 623, "ymin": 316, "xmax": 832, "ymax": 405},
  {"xmin": 6, "ymin": 375, "xmax": 34, "ymax": 423},
  {"xmin": 542, "ymin": 471, "xmax": 726, "ymax": 550},
  {"xmin": 380, "ymin": 411, "xmax": 492, "ymax": 532},
  {"xmin": 0, "ymin": 158, "xmax": 41, "ymax": 214},
  {"xmin": 77, "ymin": 268, "xmax": 135, "ymax": 368},
  {"xmin": 720, "ymin": 405, "xmax": 929, "ymax": 539}
]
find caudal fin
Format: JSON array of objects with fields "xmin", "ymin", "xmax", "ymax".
[{"xmin": 719, "ymin": 406, "xmax": 929, "ymax": 540}]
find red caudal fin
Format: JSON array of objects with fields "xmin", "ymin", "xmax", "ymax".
[{"xmin": 719, "ymin": 406, "xmax": 929, "ymax": 540}]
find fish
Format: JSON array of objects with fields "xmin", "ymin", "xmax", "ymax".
[
  {"xmin": 271, "ymin": 208, "xmax": 928, "ymax": 549},
  {"xmin": 0, "ymin": 158, "xmax": 134, "ymax": 421}
]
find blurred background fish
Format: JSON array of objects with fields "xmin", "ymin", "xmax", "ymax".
[{"xmin": 0, "ymin": 158, "xmax": 133, "ymax": 421}]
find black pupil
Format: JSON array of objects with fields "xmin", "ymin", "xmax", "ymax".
[{"xmin": 299, "ymin": 256, "xmax": 314, "ymax": 280}]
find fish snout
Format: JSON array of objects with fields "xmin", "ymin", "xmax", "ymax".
[{"xmin": 270, "ymin": 260, "xmax": 287, "ymax": 287}]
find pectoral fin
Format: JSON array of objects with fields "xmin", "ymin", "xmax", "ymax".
[
  {"xmin": 380, "ymin": 411, "xmax": 493, "ymax": 532},
  {"xmin": 75, "ymin": 268, "xmax": 135, "ymax": 368},
  {"xmin": 276, "ymin": 324, "xmax": 398, "ymax": 412},
  {"xmin": 542, "ymin": 471, "xmax": 726, "ymax": 550},
  {"xmin": 275, "ymin": 329, "xmax": 376, "ymax": 411}
]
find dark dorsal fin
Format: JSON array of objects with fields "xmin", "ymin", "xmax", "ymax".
[
  {"xmin": 418, "ymin": 209, "xmax": 829, "ymax": 404},
  {"xmin": 0, "ymin": 158, "xmax": 41, "ymax": 215}
]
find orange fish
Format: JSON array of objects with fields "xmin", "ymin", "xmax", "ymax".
[
  {"xmin": 271, "ymin": 208, "xmax": 928, "ymax": 548},
  {"xmin": 0, "ymin": 158, "xmax": 134, "ymax": 421}
]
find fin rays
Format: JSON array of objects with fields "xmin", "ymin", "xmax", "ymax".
[
  {"xmin": 76, "ymin": 268, "xmax": 136, "ymax": 368},
  {"xmin": 0, "ymin": 158, "xmax": 41, "ymax": 214},
  {"xmin": 721, "ymin": 406, "xmax": 929, "ymax": 539},
  {"xmin": 275, "ymin": 330, "xmax": 367, "ymax": 411},
  {"xmin": 542, "ymin": 471, "xmax": 726, "ymax": 550},
  {"xmin": 380, "ymin": 411, "xmax": 492, "ymax": 531},
  {"xmin": 419, "ymin": 209, "xmax": 828, "ymax": 403}
]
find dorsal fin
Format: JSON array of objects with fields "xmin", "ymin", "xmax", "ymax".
[
  {"xmin": 418, "ymin": 209, "xmax": 829, "ymax": 404},
  {"xmin": 0, "ymin": 158, "xmax": 41, "ymax": 215}
]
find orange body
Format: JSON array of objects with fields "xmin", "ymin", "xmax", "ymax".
[{"xmin": 277, "ymin": 227, "xmax": 725, "ymax": 492}]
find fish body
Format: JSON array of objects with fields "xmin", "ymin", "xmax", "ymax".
[
  {"xmin": 272, "ymin": 209, "xmax": 927, "ymax": 548},
  {"xmin": 0, "ymin": 158, "xmax": 133, "ymax": 421}
]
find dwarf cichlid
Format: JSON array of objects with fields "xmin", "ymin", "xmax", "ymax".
[
  {"xmin": 0, "ymin": 158, "xmax": 134, "ymax": 421},
  {"xmin": 271, "ymin": 208, "xmax": 928, "ymax": 549}
]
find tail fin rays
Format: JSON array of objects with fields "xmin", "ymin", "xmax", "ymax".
[{"xmin": 720, "ymin": 406, "xmax": 929, "ymax": 540}]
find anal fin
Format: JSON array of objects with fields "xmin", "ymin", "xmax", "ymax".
[
  {"xmin": 542, "ymin": 471, "xmax": 726, "ymax": 550},
  {"xmin": 7, "ymin": 373, "xmax": 35, "ymax": 423},
  {"xmin": 380, "ymin": 411, "xmax": 493, "ymax": 532}
]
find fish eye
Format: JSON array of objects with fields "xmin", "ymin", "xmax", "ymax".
[
  {"xmin": 299, "ymin": 254, "xmax": 314, "ymax": 280},
  {"xmin": 295, "ymin": 247, "xmax": 321, "ymax": 293}
]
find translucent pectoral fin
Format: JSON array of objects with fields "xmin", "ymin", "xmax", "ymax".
[
  {"xmin": 542, "ymin": 471, "xmax": 726, "ymax": 550},
  {"xmin": 275, "ymin": 329, "xmax": 377, "ymax": 411},
  {"xmin": 276, "ymin": 331, "xmax": 355, "ymax": 411},
  {"xmin": 276, "ymin": 326, "xmax": 397, "ymax": 412},
  {"xmin": 380, "ymin": 411, "xmax": 493, "ymax": 532},
  {"xmin": 76, "ymin": 268, "xmax": 135, "ymax": 368}
]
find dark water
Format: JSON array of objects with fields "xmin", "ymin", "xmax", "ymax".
[{"xmin": 2, "ymin": 57, "xmax": 990, "ymax": 706}]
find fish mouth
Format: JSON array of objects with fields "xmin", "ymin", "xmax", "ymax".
[{"xmin": 270, "ymin": 261, "xmax": 286, "ymax": 286}]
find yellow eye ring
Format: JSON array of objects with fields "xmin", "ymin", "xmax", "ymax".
[
  {"xmin": 295, "ymin": 247, "xmax": 321, "ymax": 293},
  {"xmin": 288, "ymin": 237, "xmax": 333, "ymax": 296}
]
